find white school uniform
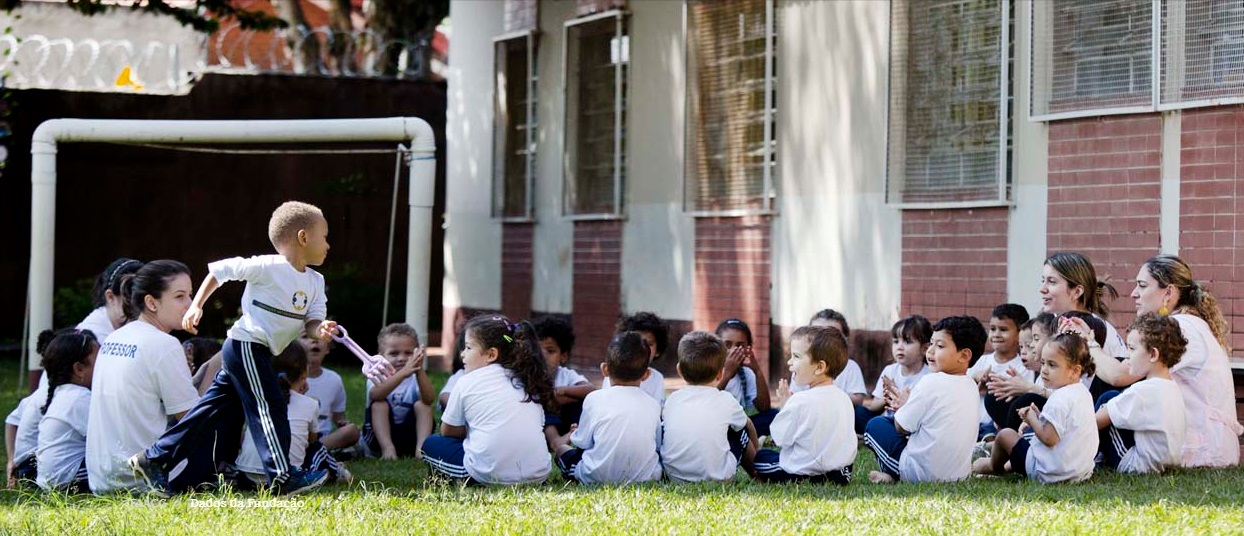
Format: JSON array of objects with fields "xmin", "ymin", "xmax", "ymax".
[
  {"xmin": 569, "ymin": 385, "xmax": 663, "ymax": 484},
  {"xmin": 602, "ymin": 367, "xmax": 665, "ymax": 405},
  {"xmin": 1025, "ymin": 382, "xmax": 1097, "ymax": 483},
  {"xmin": 792, "ymin": 359, "xmax": 866, "ymax": 398},
  {"xmin": 1105, "ymin": 377, "xmax": 1186, "ymax": 474},
  {"xmin": 10, "ymin": 393, "xmax": 43, "ymax": 466},
  {"xmin": 893, "ymin": 372, "xmax": 978, "ymax": 482},
  {"xmin": 553, "ymin": 366, "xmax": 590, "ymax": 388},
  {"xmin": 723, "ymin": 367, "xmax": 758, "ymax": 410},
  {"xmin": 1170, "ymin": 314, "xmax": 1242, "ymax": 467},
  {"xmin": 438, "ymin": 370, "xmax": 465, "ymax": 412},
  {"xmin": 306, "ymin": 367, "xmax": 348, "ymax": 437},
  {"xmin": 76, "ymin": 307, "xmax": 116, "ymax": 341},
  {"xmin": 209, "ymin": 255, "xmax": 327, "ymax": 354},
  {"xmin": 237, "ymin": 391, "xmax": 319, "ymax": 477},
  {"xmin": 970, "ymin": 352, "xmax": 1032, "ymax": 424},
  {"xmin": 36, "ymin": 384, "xmax": 91, "ymax": 490},
  {"xmin": 870, "ymin": 363, "xmax": 930, "ymax": 416},
  {"xmin": 1101, "ymin": 319, "xmax": 1128, "ymax": 360},
  {"xmin": 367, "ymin": 376, "xmax": 419, "ymax": 425},
  {"xmin": 770, "ymin": 384, "xmax": 857, "ymax": 476},
  {"xmin": 441, "ymin": 364, "xmax": 550, "ymax": 484},
  {"xmin": 660, "ymin": 385, "xmax": 748, "ymax": 482},
  {"xmin": 87, "ymin": 321, "xmax": 200, "ymax": 494}
]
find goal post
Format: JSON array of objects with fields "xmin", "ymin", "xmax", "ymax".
[{"xmin": 26, "ymin": 117, "xmax": 437, "ymax": 372}]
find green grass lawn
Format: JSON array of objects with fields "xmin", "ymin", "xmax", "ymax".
[{"xmin": 1, "ymin": 358, "xmax": 1243, "ymax": 534}]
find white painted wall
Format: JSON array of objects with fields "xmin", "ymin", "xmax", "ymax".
[
  {"xmin": 444, "ymin": 0, "xmax": 504, "ymax": 311},
  {"xmin": 1006, "ymin": 0, "xmax": 1049, "ymax": 314},
  {"xmin": 771, "ymin": 0, "xmax": 900, "ymax": 331}
]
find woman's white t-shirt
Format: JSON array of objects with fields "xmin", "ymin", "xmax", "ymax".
[
  {"xmin": 441, "ymin": 364, "xmax": 551, "ymax": 484},
  {"xmin": 76, "ymin": 307, "xmax": 116, "ymax": 341},
  {"xmin": 1170, "ymin": 314, "xmax": 1242, "ymax": 467}
]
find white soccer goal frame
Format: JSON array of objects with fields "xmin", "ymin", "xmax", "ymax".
[{"xmin": 26, "ymin": 117, "xmax": 437, "ymax": 370}]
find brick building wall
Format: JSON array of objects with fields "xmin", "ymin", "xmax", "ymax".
[
  {"xmin": 900, "ymin": 207, "xmax": 1009, "ymax": 323},
  {"xmin": 571, "ymin": 220, "xmax": 623, "ymax": 368},
  {"xmin": 1047, "ymin": 114, "xmax": 1162, "ymax": 330},
  {"xmin": 694, "ymin": 216, "xmax": 773, "ymax": 378},
  {"xmin": 501, "ymin": 222, "xmax": 534, "ymax": 321}
]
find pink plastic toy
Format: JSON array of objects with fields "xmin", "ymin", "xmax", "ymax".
[{"xmin": 331, "ymin": 325, "xmax": 397, "ymax": 384}]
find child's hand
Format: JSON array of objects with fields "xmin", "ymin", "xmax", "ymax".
[
  {"xmin": 742, "ymin": 346, "xmax": 761, "ymax": 371},
  {"xmin": 724, "ymin": 346, "xmax": 746, "ymax": 376},
  {"xmin": 182, "ymin": 305, "xmax": 203, "ymax": 334},
  {"xmin": 410, "ymin": 346, "xmax": 426, "ymax": 372},
  {"xmin": 1018, "ymin": 403, "xmax": 1041, "ymax": 424},
  {"xmin": 1058, "ymin": 317, "xmax": 1093, "ymax": 343},
  {"xmin": 380, "ymin": 446, "xmax": 398, "ymax": 461},
  {"xmin": 316, "ymin": 320, "xmax": 340, "ymax": 342},
  {"xmin": 773, "ymin": 378, "xmax": 791, "ymax": 408},
  {"xmin": 886, "ymin": 387, "xmax": 911, "ymax": 412},
  {"xmin": 558, "ymin": 424, "xmax": 578, "ymax": 449}
]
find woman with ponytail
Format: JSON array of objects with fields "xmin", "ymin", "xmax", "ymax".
[
  {"xmin": 1129, "ymin": 254, "xmax": 1241, "ymax": 467},
  {"xmin": 422, "ymin": 315, "xmax": 554, "ymax": 485},
  {"xmin": 1039, "ymin": 252, "xmax": 1127, "ymax": 361},
  {"xmin": 35, "ymin": 330, "xmax": 99, "ymax": 493}
]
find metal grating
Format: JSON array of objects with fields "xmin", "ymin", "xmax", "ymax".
[
  {"xmin": 564, "ymin": 13, "xmax": 628, "ymax": 216},
  {"xmin": 492, "ymin": 33, "xmax": 538, "ymax": 219}
]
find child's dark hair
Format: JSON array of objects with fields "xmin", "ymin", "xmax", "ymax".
[
  {"xmin": 533, "ymin": 316, "xmax": 575, "ymax": 355},
  {"xmin": 809, "ymin": 309, "xmax": 851, "ymax": 338},
  {"xmin": 677, "ymin": 331, "xmax": 726, "ymax": 385},
  {"xmin": 1044, "ymin": 332, "xmax": 1096, "ymax": 378},
  {"xmin": 890, "ymin": 315, "xmax": 932, "ymax": 345},
  {"xmin": 616, "ymin": 312, "xmax": 670, "ymax": 359},
  {"xmin": 790, "ymin": 325, "xmax": 848, "ymax": 378},
  {"xmin": 118, "ymin": 260, "xmax": 191, "ymax": 320},
  {"xmin": 608, "ymin": 331, "xmax": 653, "ymax": 383},
  {"xmin": 464, "ymin": 315, "xmax": 555, "ymax": 411},
  {"xmin": 1128, "ymin": 312, "xmax": 1187, "ymax": 369},
  {"xmin": 931, "ymin": 316, "xmax": 987, "ymax": 366},
  {"xmin": 273, "ymin": 340, "xmax": 310, "ymax": 404},
  {"xmin": 1026, "ymin": 313, "xmax": 1058, "ymax": 336},
  {"xmin": 451, "ymin": 325, "xmax": 467, "ymax": 373},
  {"xmin": 183, "ymin": 337, "xmax": 222, "ymax": 374},
  {"xmin": 714, "ymin": 318, "xmax": 754, "ymax": 346},
  {"xmin": 378, "ymin": 323, "xmax": 421, "ymax": 347},
  {"xmin": 1058, "ymin": 311, "xmax": 1107, "ymax": 348},
  {"xmin": 40, "ymin": 329, "xmax": 99, "ymax": 415},
  {"xmin": 90, "ymin": 258, "xmax": 142, "ymax": 308},
  {"xmin": 991, "ymin": 303, "xmax": 1030, "ymax": 327}
]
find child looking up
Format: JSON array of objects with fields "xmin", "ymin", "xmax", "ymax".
[
  {"xmin": 604, "ymin": 312, "xmax": 670, "ymax": 405},
  {"xmin": 754, "ymin": 326, "xmax": 856, "ymax": 485},
  {"xmin": 975, "ymin": 304, "xmax": 1031, "ymax": 436},
  {"xmin": 714, "ymin": 319, "xmax": 776, "ymax": 436},
  {"xmin": 298, "ymin": 333, "xmax": 359, "ymax": 453},
  {"xmin": 975, "ymin": 333, "xmax": 1098, "ymax": 483},
  {"xmin": 132, "ymin": 202, "xmax": 336, "ymax": 496},
  {"xmin": 1096, "ymin": 313, "xmax": 1187, "ymax": 474},
  {"xmin": 35, "ymin": 331, "xmax": 99, "ymax": 493},
  {"xmin": 422, "ymin": 316, "xmax": 554, "ymax": 485},
  {"xmin": 661, "ymin": 331, "xmax": 756, "ymax": 482},
  {"xmin": 857, "ymin": 316, "xmax": 932, "ymax": 434},
  {"xmin": 555, "ymin": 331, "xmax": 663, "ymax": 484},
  {"xmin": 363, "ymin": 324, "xmax": 435, "ymax": 460},
  {"xmin": 535, "ymin": 316, "xmax": 595, "ymax": 450},
  {"xmin": 864, "ymin": 316, "xmax": 984, "ymax": 484}
]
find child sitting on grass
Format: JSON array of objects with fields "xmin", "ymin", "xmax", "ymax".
[
  {"xmin": 754, "ymin": 326, "xmax": 856, "ymax": 485},
  {"xmin": 363, "ymin": 324, "xmax": 435, "ymax": 460},
  {"xmin": 856, "ymin": 315, "xmax": 932, "ymax": 434},
  {"xmin": 603, "ymin": 312, "xmax": 670, "ymax": 405},
  {"xmin": 298, "ymin": 334, "xmax": 360, "ymax": 454},
  {"xmin": 661, "ymin": 331, "xmax": 756, "ymax": 482},
  {"xmin": 974, "ymin": 332, "xmax": 1097, "ymax": 483},
  {"xmin": 35, "ymin": 330, "xmax": 99, "ymax": 493},
  {"xmin": 535, "ymin": 316, "xmax": 595, "ymax": 451},
  {"xmin": 1096, "ymin": 313, "xmax": 1187, "ymax": 474},
  {"xmin": 802, "ymin": 310, "xmax": 867, "ymax": 405},
  {"xmin": 555, "ymin": 331, "xmax": 663, "ymax": 484},
  {"xmin": 864, "ymin": 316, "xmax": 984, "ymax": 484},
  {"xmin": 974, "ymin": 304, "xmax": 1031, "ymax": 437},
  {"xmin": 714, "ymin": 319, "xmax": 776, "ymax": 436},
  {"xmin": 422, "ymin": 316, "xmax": 554, "ymax": 485}
]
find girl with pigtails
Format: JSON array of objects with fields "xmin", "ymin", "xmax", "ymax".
[
  {"xmin": 35, "ymin": 330, "xmax": 100, "ymax": 493},
  {"xmin": 421, "ymin": 316, "xmax": 556, "ymax": 485}
]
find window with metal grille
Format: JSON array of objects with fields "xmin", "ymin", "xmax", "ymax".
[
  {"xmin": 563, "ymin": 11, "xmax": 628, "ymax": 217},
  {"xmin": 492, "ymin": 31, "xmax": 538, "ymax": 220},
  {"xmin": 684, "ymin": 0, "xmax": 776, "ymax": 214},
  {"xmin": 1161, "ymin": 0, "xmax": 1244, "ymax": 107},
  {"xmin": 887, "ymin": 0, "xmax": 1011, "ymax": 207}
]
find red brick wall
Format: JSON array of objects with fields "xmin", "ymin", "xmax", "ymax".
[
  {"xmin": 572, "ymin": 220, "xmax": 624, "ymax": 368},
  {"xmin": 1181, "ymin": 107, "xmax": 1244, "ymax": 357},
  {"xmin": 694, "ymin": 216, "xmax": 773, "ymax": 378},
  {"xmin": 1047, "ymin": 114, "xmax": 1162, "ymax": 329},
  {"xmin": 501, "ymin": 222, "xmax": 534, "ymax": 321},
  {"xmin": 900, "ymin": 208, "xmax": 1009, "ymax": 322}
]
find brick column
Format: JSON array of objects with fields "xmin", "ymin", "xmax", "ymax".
[
  {"xmin": 693, "ymin": 215, "xmax": 772, "ymax": 378},
  {"xmin": 571, "ymin": 220, "xmax": 623, "ymax": 368},
  {"xmin": 501, "ymin": 222, "xmax": 534, "ymax": 321},
  {"xmin": 900, "ymin": 208, "xmax": 1009, "ymax": 322}
]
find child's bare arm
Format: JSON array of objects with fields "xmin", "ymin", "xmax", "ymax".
[
  {"xmin": 1095, "ymin": 406, "xmax": 1112, "ymax": 430},
  {"xmin": 182, "ymin": 274, "xmax": 220, "ymax": 334},
  {"xmin": 1019, "ymin": 404, "xmax": 1060, "ymax": 447},
  {"xmin": 440, "ymin": 422, "xmax": 467, "ymax": 439},
  {"xmin": 556, "ymin": 383, "xmax": 596, "ymax": 404},
  {"xmin": 863, "ymin": 395, "xmax": 886, "ymax": 412},
  {"xmin": 369, "ymin": 357, "xmax": 418, "ymax": 402},
  {"xmin": 746, "ymin": 348, "xmax": 772, "ymax": 412}
]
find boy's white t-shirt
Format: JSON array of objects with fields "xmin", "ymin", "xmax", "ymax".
[
  {"xmin": 438, "ymin": 370, "xmax": 466, "ymax": 412},
  {"xmin": 11, "ymin": 393, "xmax": 43, "ymax": 464},
  {"xmin": 237, "ymin": 391, "xmax": 319, "ymax": 474},
  {"xmin": 970, "ymin": 352, "xmax": 1031, "ymax": 424},
  {"xmin": 660, "ymin": 385, "xmax": 748, "ymax": 482},
  {"xmin": 870, "ymin": 363, "xmax": 929, "ymax": 416},
  {"xmin": 366, "ymin": 375, "xmax": 418, "ymax": 425},
  {"xmin": 602, "ymin": 367, "xmax": 665, "ymax": 405},
  {"xmin": 1025, "ymin": 382, "xmax": 1097, "ymax": 483},
  {"xmin": 76, "ymin": 307, "xmax": 116, "ymax": 341},
  {"xmin": 893, "ymin": 372, "xmax": 978, "ymax": 482},
  {"xmin": 792, "ymin": 359, "xmax": 866, "ymax": 397},
  {"xmin": 553, "ymin": 366, "xmax": 590, "ymax": 388},
  {"xmin": 723, "ymin": 367, "xmax": 759, "ymax": 411},
  {"xmin": 570, "ymin": 385, "xmax": 663, "ymax": 484},
  {"xmin": 306, "ymin": 367, "xmax": 348, "ymax": 437},
  {"xmin": 770, "ymin": 384, "xmax": 857, "ymax": 476},
  {"xmin": 441, "ymin": 364, "xmax": 551, "ymax": 484},
  {"xmin": 87, "ymin": 321, "xmax": 200, "ymax": 494},
  {"xmin": 36, "ymin": 384, "xmax": 92, "ymax": 490},
  {"xmin": 209, "ymin": 255, "xmax": 327, "ymax": 354},
  {"xmin": 1105, "ymin": 377, "xmax": 1187, "ymax": 474}
]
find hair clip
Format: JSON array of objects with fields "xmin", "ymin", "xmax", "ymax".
[{"xmin": 503, "ymin": 335, "xmax": 513, "ymax": 343}]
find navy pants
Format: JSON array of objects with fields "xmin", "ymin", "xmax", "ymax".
[
  {"xmin": 363, "ymin": 403, "xmax": 421, "ymax": 458},
  {"xmin": 421, "ymin": 435, "xmax": 476, "ymax": 483},
  {"xmin": 854, "ymin": 406, "xmax": 882, "ymax": 435},
  {"xmin": 1095, "ymin": 390, "xmax": 1135, "ymax": 470},
  {"xmin": 753, "ymin": 449, "xmax": 852, "ymax": 485},
  {"xmin": 147, "ymin": 338, "xmax": 292, "ymax": 485},
  {"xmin": 863, "ymin": 415, "xmax": 907, "ymax": 480},
  {"xmin": 750, "ymin": 408, "xmax": 779, "ymax": 437}
]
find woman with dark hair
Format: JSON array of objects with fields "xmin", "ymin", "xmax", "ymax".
[
  {"xmin": 77, "ymin": 258, "xmax": 143, "ymax": 340},
  {"xmin": 1039, "ymin": 252, "xmax": 1126, "ymax": 360}
]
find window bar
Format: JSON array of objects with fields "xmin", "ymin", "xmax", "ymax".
[
  {"xmin": 613, "ymin": 12, "xmax": 624, "ymax": 216},
  {"xmin": 1151, "ymin": 0, "xmax": 1161, "ymax": 109},
  {"xmin": 997, "ymin": 0, "xmax": 1009, "ymax": 204},
  {"xmin": 524, "ymin": 31, "xmax": 536, "ymax": 219},
  {"xmin": 762, "ymin": 0, "xmax": 775, "ymax": 212}
]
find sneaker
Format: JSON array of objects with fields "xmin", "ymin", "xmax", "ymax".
[
  {"xmin": 337, "ymin": 464, "xmax": 353, "ymax": 483},
  {"xmin": 274, "ymin": 468, "xmax": 328, "ymax": 496},
  {"xmin": 971, "ymin": 440, "xmax": 993, "ymax": 461},
  {"xmin": 127, "ymin": 452, "xmax": 170, "ymax": 498}
]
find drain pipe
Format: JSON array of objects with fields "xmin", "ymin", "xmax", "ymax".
[{"xmin": 28, "ymin": 117, "xmax": 437, "ymax": 375}]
